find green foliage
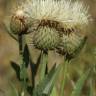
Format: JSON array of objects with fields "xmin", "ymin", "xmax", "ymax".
[
  {"xmin": 71, "ymin": 69, "xmax": 91, "ymax": 96},
  {"xmin": 11, "ymin": 62, "xmax": 21, "ymax": 80},
  {"xmin": 4, "ymin": 19, "xmax": 18, "ymax": 41},
  {"xmin": 39, "ymin": 51, "xmax": 48, "ymax": 81},
  {"xmin": 33, "ymin": 64, "xmax": 61, "ymax": 96},
  {"xmin": 43, "ymin": 64, "xmax": 61, "ymax": 95},
  {"xmin": 9, "ymin": 83, "xmax": 19, "ymax": 96},
  {"xmin": 8, "ymin": 26, "xmax": 93, "ymax": 96},
  {"xmin": 50, "ymin": 88, "xmax": 58, "ymax": 96},
  {"xmin": 88, "ymin": 79, "xmax": 94, "ymax": 96},
  {"xmin": 5, "ymin": 2, "xmax": 95, "ymax": 95},
  {"xmin": 60, "ymin": 60, "xmax": 69, "ymax": 96}
]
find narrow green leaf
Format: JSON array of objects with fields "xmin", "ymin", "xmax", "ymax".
[
  {"xmin": 88, "ymin": 79, "xmax": 94, "ymax": 96},
  {"xmin": 50, "ymin": 87, "xmax": 58, "ymax": 96},
  {"xmin": 3, "ymin": 19, "xmax": 18, "ymax": 41},
  {"xmin": 29, "ymin": 52, "xmax": 42, "ymax": 94},
  {"xmin": 73, "ymin": 36, "xmax": 87, "ymax": 57},
  {"xmin": 19, "ymin": 35, "xmax": 29, "ymax": 94},
  {"xmin": 23, "ymin": 45, "xmax": 30, "ymax": 67},
  {"xmin": 67, "ymin": 36, "xmax": 87, "ymax": 60},
  {"xmin": 35, "ymin": 52, "xmax": 43, "ymax": 75},
  {"xmin": 71, "ymin": 69, "xmax": 91, "ymax": 96},
  {"xmin": 27, "ymin": 86, "xmax": 33, "ymax": 95},
  {"xmin": 39, "ymin": 51, "xmax": 48, "ymax": 81},
  {"xmin": 11, "ymin": 61, "xmax": 21, "ymax": 80},
  {"xmin": 32, "ymin": 64, "xmax": 57, "ymax": 96},
  {"xmin": 43, "ymin": 64, "xmax": 61, "ymax": 95},
  {"xmin": 20, "ymin": 64, "xmax": 28, "ymax": 81},
  {"xmin": 60, "ymin": 60, "xmax": 69, "ymax": 96},
  {"xmin": 20, "ymin": 44, "xmax": 29, "ymax": 81},
  {"xmin": 9, "ymin": 82, "xmax": 19, "ymax": 96}
]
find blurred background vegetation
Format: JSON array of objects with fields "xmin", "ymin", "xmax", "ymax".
[{"xmin": 0, "ymin": 0, "xmax": 96, "ymax": 96}]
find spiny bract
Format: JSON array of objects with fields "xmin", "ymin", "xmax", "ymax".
[{"xmin": 33, "ymin": 26, "xmax": 60, "ymax": 50}]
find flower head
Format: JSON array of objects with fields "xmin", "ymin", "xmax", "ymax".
[
  {"xmin": 10, "ymin": 7, "xmax": 31, "ymax": 35},
  {"xmin": 23, "ymin": 0, "xmax": 90, "ymax": 31},
  {"xmin": 10, "ymin": 0, "xmax": 91, "ymax": 52},
  {"xmin": 57, "ymin": 33, "xmax": 87, "ymax": 58}
]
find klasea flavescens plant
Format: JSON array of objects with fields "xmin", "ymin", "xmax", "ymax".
[{"xmin": 5, "ymin": 0, "xmax": 92, "ymax": 96}]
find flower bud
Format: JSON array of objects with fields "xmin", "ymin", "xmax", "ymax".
[
  {"xmin": 57, "ymin": 33, "xmax": 87, "ymax": 58},
  {"xmin": 10, "ymin": 9, "xmax": 30, "ymax": 35}
]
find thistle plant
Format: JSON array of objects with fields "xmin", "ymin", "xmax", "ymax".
[{"xmin": 5, "ymin": 0, "xmax": 92, "ymax": 96}]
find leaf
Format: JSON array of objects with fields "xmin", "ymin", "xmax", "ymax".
[
  {"xmin": 35, "ymin": 52, "xmax": 43, "ymax": 75},
  {"xmin": 88, "ymin": 79, "xmax": 94, "ymax": 96},
  {"xmin": 71, "ymin": 69, "xmax": 91, "ymax": 96},
  {"xmin": 73, "ymin": 36, "xmax": 87, "ymax": 57},
  {"xmin": 20, "ymin": 63, "xmax": 28, "ymax": 81},
  {"xmin": 30, "ymin": 51, "xmax": 43, "ymax": 76},
  {"xmin": 9, "ymin": 82, "xmax": 19, "ymax": 96},
  {"xmin": 23, "ymin": 44, "xmax": 30, "ymax": 67},
  {"xmin": 3, "ymin": 19, "xmax": 18, "ymax": 41},
  {"xmin": 50, "ymin": 87, "xmax": 58, "ymax": 96},
  {"xmin": 11, "ymin": 62, "xmax": 21, "ymax": 80},
  {"xmin": 39, "ymin": 51, "xmax": 48, "ymax": 81},
  {"xmin": 29, "ymin": 52, "xmax": 43, "ymax": 93},
  {"xmin": 27, "ymin": 86, "xmax": 33, "ymax": 95},
  {"xmin": 66, "ymin": 36, "xmax": 87, "ymax": 60},
  {"xmin": 43, "ymin": 64, "xmax": 61, "ymax": 95},
  {"xmin": 32, "ymin": 64, "xmax": 60, "ymax": 96}
]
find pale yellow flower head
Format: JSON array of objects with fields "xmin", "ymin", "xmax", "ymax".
[
  {"xmin": 10, "ymin": 0, "xmax": 91, "ymax": 52},
  {"xmin": 21, "ymin": 0, "xmax": 91, "ymax": 34}
]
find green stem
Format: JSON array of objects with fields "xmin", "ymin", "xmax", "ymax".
[
  {"xmin": 51, "ymin": 87, "xmax": 58, "ymax": 96},
  {"xmin": 40, "ymin": 50, "xmax": 48, "ymax": 81},
  {"xmin": 18, "ymin": 34, "xmax": 27, "ymax": 96},
  {"xmin": 89, "ymin": 78, "xmax": 94, "ymax": 96},
  {"xmin": 60, "ymin": 59, "xmax": 69, "ymax": 96}
]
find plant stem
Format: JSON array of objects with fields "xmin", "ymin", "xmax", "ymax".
[
  {"xmin": 60, "ymin": 59, "xmax": 69, "ymax": 96},
  {"xmin": 89, "ymin": 78, "xmax": 94, "ymax": 96},
  {"xmin": 40, "ymin": 50, "xmax": 48, "ymax": 81},
  {"xmin": 51, "ymin": 87, "xmax": 58, "ymax": 96},
  {"xmin": 18, "ymin": 34, "xmax": 27, "ymax": 96}
]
